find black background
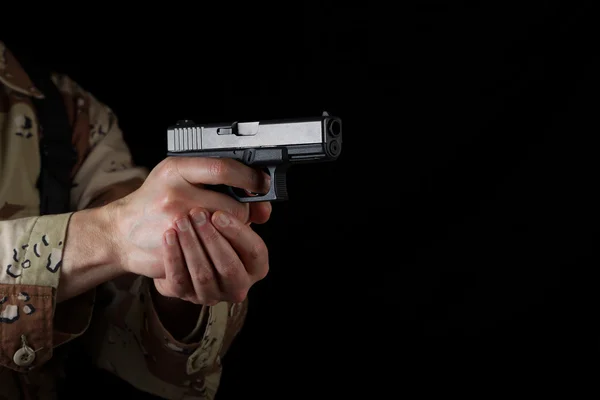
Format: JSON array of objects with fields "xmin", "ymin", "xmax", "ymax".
[{"xmin": 2, "ymin": 1, "xmax": 598, "ymax": 398}]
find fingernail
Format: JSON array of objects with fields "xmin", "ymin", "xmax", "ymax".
[
  {"xmin": 166, "ymin": 232, "xmax": 176, "ymax": 245},
  {"xmin": 176, "ymin": 218, "xmax": 190, "ymax": 231},
  {"xmin": 192, "ymin": 211, "xmax": 206, "ymax": 226},
  {"xmin": 216, "ymin": 213, "xmax": 230, "ymax": 227}
]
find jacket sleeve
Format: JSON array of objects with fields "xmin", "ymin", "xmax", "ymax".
[
  {"xmin": 0, "ymin": 74, "xmax": 150, "ymax": 374},
  {"xmin": 0, "ymin": 213, "xmax": 74, "ymax": 372},
  {"xmin": 86, "ymin": 276, "xmax": 248, "ymax": 400}
]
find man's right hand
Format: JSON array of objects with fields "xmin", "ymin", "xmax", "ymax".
[{"xmin": 105, "ymin": 157, "xmax": 272, "ymax": 285}]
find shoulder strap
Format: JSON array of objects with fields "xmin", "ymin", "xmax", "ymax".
[{"xmin": 8, "ymin": 47, "xmax": 77, "ymax": 215}]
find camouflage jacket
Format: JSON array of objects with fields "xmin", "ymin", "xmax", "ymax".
[{"xmin": 0, "ymin": 40, "xmax": 247, "ymax": 399}]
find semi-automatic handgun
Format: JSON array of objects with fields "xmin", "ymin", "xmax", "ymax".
[{"xmin": 166, "ymin": 112, "xmax": 342, "ymax": 202}]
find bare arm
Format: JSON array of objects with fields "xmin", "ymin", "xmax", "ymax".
[{"xmin": 57, "ymin": 206, "xmax": 124, "ymax": 302}]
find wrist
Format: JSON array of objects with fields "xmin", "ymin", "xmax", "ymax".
[
  {"xmin": 99, "ymin": 204, "xmax": 125, "ymax": 273},
  {"xmin": 58, "ymin": 206, "xmax": 127, "ymax": 302},
  {"xmin": 102, "ymin": 198, "xmax": 128, "ymax": 273},
  {"xmin": 68, "ymin": 206, "xmax": 124, "ymax": 274}
]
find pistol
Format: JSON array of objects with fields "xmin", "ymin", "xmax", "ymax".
[{"xmin": 166, "ymin": 112, "xmax": 342, "ymax": 202}]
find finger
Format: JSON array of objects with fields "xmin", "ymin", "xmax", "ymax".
[
  {"xmin": 174, "ymin": 214, "xmax": 221, "ymax": 305},
  {"xmin": 248, "ymin": 201, "xmax": 272, "ymax": 225},
  {"xmin": 173, "ymin": 157, "xmax": 271, "ymax": 194},
  {"xmin": 160, "ymin": 229, "xmax": 195, "ymax": 300},
  {"xmin": 212, "ymin": 211, "xmax": 269, "ymax": 283},
  {"xmin": 190, "ymin": 208, "xmax": 251, "ymax": 303},
  {"xmin": 189, "ymin": 188, "xmax": 251, "ymax": 224}
]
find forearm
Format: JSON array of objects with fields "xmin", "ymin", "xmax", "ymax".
[
  {"xmin": 58, "ymin": 206, "xmax": 124, "ymax": 302},
  {"xmin": 57, "ymin": 179, "xmax": 146, "ymax": 302}
]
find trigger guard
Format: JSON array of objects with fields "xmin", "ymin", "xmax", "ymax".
[
  {"xmin": 228, "ymin": 165, "xmax": 286, "ymax": 202},
  {"xmin": 227, "ymin": 186, "xmax": 275, "ymax": 203}
]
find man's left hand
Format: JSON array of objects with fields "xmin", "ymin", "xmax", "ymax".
[{"xmin": 154, "ymin": 208, "xmax": 270, "ymax": 305}]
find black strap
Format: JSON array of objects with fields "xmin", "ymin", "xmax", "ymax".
[{"xmin": 8, "ymin": 47, "xmax": 77, "ymax": 215}]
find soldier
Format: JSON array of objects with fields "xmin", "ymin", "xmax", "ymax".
[{"xmin": 0, "ymin": 39, "xmax": 272, "ymax": 399}]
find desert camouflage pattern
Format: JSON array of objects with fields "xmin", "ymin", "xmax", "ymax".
[{"xmin": 0, "ymin": 40, "xmax": 247, "ymax": 399}]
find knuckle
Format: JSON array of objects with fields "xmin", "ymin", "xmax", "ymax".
[
  {"xmin": 192, "ymin": 272, "xmax": 213, "ymax": 286},
  {"xmin": 250, "ymin": 241, "xmax": 268, "ymax": 261},
  {"xmin": 208, "ymin": 158, "xmax": 228, "ymax": 178},
  {"xmin": 202, "ymin": 227, "xmax": 221, "ymax": 244},
  {"xmin": 159, "ymin": 158, "xmax": 180, "ymax": 179},
  {"xmin": 230, "ymin": 206, "xmax": 249, "ymax": 224},
  {"xmin": 170, "ymin": 273, "xmax": 188, "ymax": 287},
  {"xmin": 220, "ymin": 258, "xmax": 242, "ymax": 278},
  {"xmin": 225, "ymin": 219, "xmax": 243, "ymax": 237},
  {"xmin": 159, "ymin": 193, "xmax": 182, "ymax": 214},
  {"xmin": 230, "ymin": 290, "xmax": 248, "ymax": 303},
  {"xmin": 165, "ymin": 252, "xmax": 181, "ymax": 265}
]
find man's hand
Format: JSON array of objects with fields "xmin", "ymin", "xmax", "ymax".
[
  {"xmin": 106, "ymin": 157, "xmax": 272, "ymax": 294},
  {"xmin": 154, "ymin": 208, "xmax": 268, "ymax": 304}
]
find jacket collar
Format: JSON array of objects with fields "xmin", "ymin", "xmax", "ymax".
[{"xmin": 0, "ymin": 40, "xmax": 45, "ymax": 99}]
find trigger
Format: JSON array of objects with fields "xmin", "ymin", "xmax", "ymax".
[{"xmin": 245, "ymin": 189, "xmax": 261, "ymax": 197}]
